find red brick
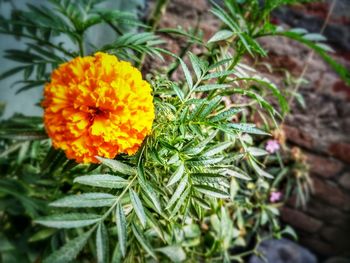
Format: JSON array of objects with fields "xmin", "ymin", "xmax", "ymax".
[
  {"xmin": 281, "ymin": 207, "xmax": 323, "ymax": 233},
  {"xmin": 307, "ymin": 153, "xmax": 344, "ymax": 178},
  {"xmin": 329, "ymin": 143, "xmax": 350, "ymax": 164},
  {"xmin": 283, "ymin": 125, "xmax": 314, "ymax": 149},
  {"xmin": 312, "ymin": 176, "xmax": 350, "ymax": 209}
]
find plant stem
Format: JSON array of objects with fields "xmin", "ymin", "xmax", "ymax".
[
  {"xmin": 148, "ymin": 0, "xmax": 170, "ymax": 32},
  {"xmin": 138, "ymin": 0, "xmax": 170, "ymax": 70},
  {"xmin": 78, "ymin": 37, "xmax": 85, "ymax": 57}
]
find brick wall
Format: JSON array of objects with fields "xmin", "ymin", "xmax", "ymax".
[{"xmin": 149, "ymin": 0, "xmax": 350, "ymax": 260}]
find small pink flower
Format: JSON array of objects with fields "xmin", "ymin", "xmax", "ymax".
[
  {"xmin": 265, "ymin": 139, "xmax": 280, "ymax": 154},
  {"xmin": 269, "ymin": 191, "xmax": 282, "ymax": 203}
]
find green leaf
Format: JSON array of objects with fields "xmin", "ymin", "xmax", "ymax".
[
  {"xmin": 210, "ymin": 108, "xmax": 242, "ymax": 122},
  {"xmin": 129, "ymin": 189, "xmax": 147, "ymax": 228},
  {"xmin": 279, "ymin": 31, "xmax": 350, "ymax": 86},
  {"xmin": 194, "ymin": 185, "xmax": 229, "ymax": 199},
  {"xmin": 131, "ymin": 223, "xmax": 157, "ymax": 259},
  {"xmin": 250, "ymin": 159, "xmax": 273, "ymax": 179},
  {"xmin": 186, "ymin": 156, "xmax": 224, "ymax": 166},
  {"xmin": 247, "ymin": 147, "xmax": 268, "ymax": 156},
  {"xmin": 196, "ymin": 83, "xmax": 231, "ymax": 92},
  {"xmin": 198, "ymin": 96, "xmax": 222, "ymax": 119},
  {"xmin": 73, "ymin": 174, "xmax": 128, "ymax": 189},
  {"xmin": 220, "ymin": 168, "xmax": 251, "ymax": 180},
  {"xmin": 303, "ymin": 33, "xmax": 326, "ymax": 42},
  {"xmin": 116, "ymin": 203, "xmax": 127, "ymax": 257},
  {"xmin": 191, "ymin": 173, "xmax": 226, "ymax": 184},
  {"xmin": 43, "ymin": 228, "xmax": 94, "ymax": 263},
  {"xmin": 166, "ymin": 174, "xmax": 188, "ymax": 209},
  {"xmin": 167, "ymin": 163, "xmax": 185, "ymax": 187},
  {"xmin": 188, "ymin": 52, "xmax": 202, "ymax": 80},
  {"xmin": 138, "ymin": 164, "xmax": 162, "ymax": 214},
  {"xmin": 208, "ymin": 30, "xmax": 234, "ymax": 43},
  {"xmin": 155, "ymin": 245, "xmax": 186, "ymax": 262},
  {"xmin": 179, "ymin": 58, "xmax": 193, "ymax": 89},
  {"xmin": 50, "ymin": 193, "xmax": 116, "ymax": 208},
  {"xmin": 28, "ymin": 228, "xmax": 56, "ymax": 243},
  {"xmin": 35, "ymin": 213, "xmax": 101, "ymax": 229},
  {"xmin": 96, "ymin": 223, "xmax": 109, "ymax": 263},
  {"xmin": 203, "ymin": 142, "xmax": 232, "ymax": 157},
  {"xmin": 202, "ymin": 70, "xmax": 235, "ymax": 80},
  {"xmin": 184, "ymin": 131, "xmax": 217, "ymax": 155},
  {"xmin": 0, "ymin": 129, "xmax": 47, "ymax": 140},
  {"xmin": 96, "ymin": 156, "xmax": 136, "ymax": 175},
  {"xmin": 227, "ymin": 123, "xmax": 269, "ymax": 135}
]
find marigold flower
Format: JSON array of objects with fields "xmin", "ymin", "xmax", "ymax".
[{"xmin": 43, "ymin": 52, "xmax": 154, "ymax": 163}]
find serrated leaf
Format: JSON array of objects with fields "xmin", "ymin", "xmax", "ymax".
[
  {"xmin": 96, "ymin": 156, "xmax": 136, "ymax": 175},
  {"xmin": 73, "ymin": 174, "xmax": 128, "ymax": 189},
  {"xmin": 36, "ymin": 213, "xmax": 101, "ymax": 228},
  {"xmin": 210, "ymin": 108, "xmax": 242, "ymax": 122},
  {"xmin": 186, "ymin": 156, "xmax": 224, "ymax": 166},
  {"xmin": 203, "ymin": 142, "xmax": 232, "ymax": 157},
  {"xmin": 179, "ymin": 58, "xmax": 193, "ymax": 89},
  {"xmin": 96, "ymin": 223, "xmax": 109, "ymax": 263},
  {"xmin": 138, "ymin": 164, "xmax": 162, "ymax": 213},
  {"xmin": 188, "ymin": 52, "xmax": 202, "ymax": 80},
  {"xmin": 0, "ymin": 129, "xmax": 47, "ymax": 140},
  {"xmin": 202, "ymin": 70, "xmax": 235, "ymax": 80},
  {"xmin": 194, "ymin": 185, "xmax": 229, "ymax": 199},
  {"xmin": 131, "ymin": 223, "xmax": 157, "ymax": 259},
  {"xmin": 166, "ymin": 175, "xmax": 188, "ymax": 209},
  {"xmin": 191, "ymin": 173, "xmax": 226, "ymax": 184},
  {"xmin": 196, "ymin": 83, "xmax": 231, "ymax": 92},
  {"xmin": 155, "ymin": 245, "xmax": 186, "ymax": 262},
  {"xmin": 167, "ymin": 163, "xmax": 185, "ymax": 187},
  {"xmin": 227, "ymin": 123, "xmax": 269, "ymax": 135},
  {"xmin": 28, "ymin": 228, "xmax": 56, "ymax": 243},
  {"xmin": 172, "ymin": 84, "xmax": 184, "ymax": 101},
  {"xmin": 50, "ymin": 193, "xmax": 116, "ymax": 208},
  {"xmin": 198, "ymin": 96, "xmax": 222, "ymax": 119},
  {"xmin": 129, "ymin": 189, "xmax": 146, "ymax": 227},
  {"xmin": 43, "ymin": 228, "xmax": 94, "ymax": 263},
  {"xmin": 184, "ymin": 131, "xmax": 217, "ymax": 155},
  {"xmin": 247, "ymin": 147, "xmax": 268, "ymax": 156},
  {"xmin": 303, "ymin": 33, "xmax": 326, "ymax": 42},
  {"xmin": 116, "ymin": 203, "xmax": 127, "ymax": 257},
  {"xmin": 250, "ymin": 159, "xmax": 273, "ymax": 179},
  {"xmin": 208, "ymin": 30, "xmax": 234, "ymax": 43},
  {"xmin": 220, "ymin": 168, "xmax": 251, "ymax": 180}
]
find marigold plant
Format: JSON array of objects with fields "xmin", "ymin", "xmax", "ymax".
[
  {"xmin": 0, "ymin": 0, "xmax": 345, "ymax": 262},
  {"xmin": 43, "ymin": 52, "xmax": 154, "ymax": 163}
]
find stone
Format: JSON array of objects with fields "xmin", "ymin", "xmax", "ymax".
[
  {"xmin": 325, "ymin": 257, "xmax": 350, "ymax": 263},
  {"xmin": 306, "ymin": 200, "xmax": 344, "ymax": 224},
  {"xmin": 299, "ymin": 236, "xmax": 334, "ymax": 257},
  {"xmin": 307, "ymin": 153, "xmax": 344, "ymax": 178},
  {"xmin": 249, "ymin": 238, "xmax": 317, "ymax": 263},
  {"xmin": 339, "ymin": 172, "xmax": 350, "ymax": 190},
  {"xmin": 321, "ymin": 226, "xmax": 350, "ymax": 252},
  {"xmin": 329, "ymin": 143, "xmax": 350, "ymax": 164},
  {"xmin": 312, "ymin": 176, "xmax": 350, "ymax": 209},
  {"xmin": 283, "ymin": 125, "xmax": 314, "ymax": 149},
  {"xmin": 281, "ymin": 207, "xmax": 323, "ymax": 233}
]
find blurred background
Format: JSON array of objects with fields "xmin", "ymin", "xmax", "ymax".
[{"xmin": 1, "ymin": 0, "xmax": 349, "ymax": 262}]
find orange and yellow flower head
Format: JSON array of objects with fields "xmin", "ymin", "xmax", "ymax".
[{"xmin": 43, "ymin": 52, "xmax": 154, "ymax": 163}]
